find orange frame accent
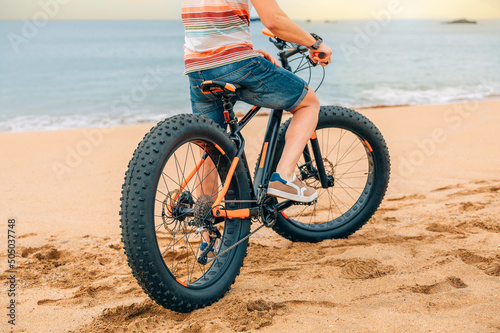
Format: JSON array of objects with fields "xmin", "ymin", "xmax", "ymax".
[
  {"xmin": 212, "ymin": 157, "xmax": 239, "ymax": 210},
  {"xmin": 167, "ymin": 152, "xmax": 253, "ymax": 220},
  {"xmin": 213, "ymin": 208, "xmax": 250, "ymax": 219},
  {"xmin": 211, "ymin": 157, "xmax": 255, "ymax": 218},
  {"xmin": 239, "ymin": 106, "xmax": 259, "ymax": 124},
  {"xmin": 364, "ymin": 140, "xmax": 373, "ymax": 152},
  {"xmin": 176, "ymin": 278, "xmax": 188, "ymax": 287},
  {"xmin": 214, "ymin": 144, "xmax": 225, "ymax": 155},
  {"xmin": 311, "ymin": 132, "xmax": 317, "ymax": 140},
  {"xmin": 259, "ymin": 142, "xmax": 269, "ymax": 169}
]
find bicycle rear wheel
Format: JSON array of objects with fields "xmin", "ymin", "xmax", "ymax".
[
  {"xmin": 120, "ymin": 114, "xmax": 251, "ymax": 312},
  {"xmin": 267, "ymin": 106, "xmax": 390, "ymax": 242}
]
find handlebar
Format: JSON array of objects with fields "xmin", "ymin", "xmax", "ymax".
[
  {"xmin": 261, "ymin": 28, "xmax": 326, "ymax": 70},
  {"xmin": 260, "ymin": 28, "xmax": 327, "ymax": 92}
]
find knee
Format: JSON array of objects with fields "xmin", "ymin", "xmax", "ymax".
[
  {"xmin": 292, "ymin": 88, "xmax": 320, "ymax": 114},
  {"xmin": 308, "ymin": 89, "xmax": 320, "ymax": 110}
]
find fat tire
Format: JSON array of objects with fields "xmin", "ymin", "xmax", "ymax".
[
  {"xmin": 120, "ymin": 114, "xmax": 251, "ymax": 312},
  {"xmin": 258, "ymin": 106, "xmax": 390, "ymax": 242}
]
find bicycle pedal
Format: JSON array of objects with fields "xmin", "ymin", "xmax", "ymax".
[{"xmin": 293, "ymin": 199, "xmax": 317, "ymax": 206}]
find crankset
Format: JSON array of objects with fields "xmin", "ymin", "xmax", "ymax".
[{"xmin": 260, "ymin": 196, "xmax": 278, "ymax": 227}]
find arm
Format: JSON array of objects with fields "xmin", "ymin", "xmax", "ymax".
[{"xmin": 252, "ymin": 0, "xmax": 332, "ymax": 65}]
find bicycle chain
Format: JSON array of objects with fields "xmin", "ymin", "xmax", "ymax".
[{"xmin": 206, "ymin": 224, "xmax": 265, "ymax": 263}]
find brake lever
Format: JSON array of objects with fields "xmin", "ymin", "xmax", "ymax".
[
  {"xmin": 307, "ymin": 55, "xmax": 320, "ymax": 67},
  {"xmin": 308, "ymin": 52, "xmax": 327, "ymax": 67},
  {"xmin": 270, "ymin": 37, "xmax": 286, "ymax": 50}
]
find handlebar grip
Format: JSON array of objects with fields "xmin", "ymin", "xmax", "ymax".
[
  {"xmin": 315, "ymin": 52, "xmax": 326, "ymax": 60},
  {"xmin": 262, "ymin": 28, "xmax": 275, "ymax": 38}
]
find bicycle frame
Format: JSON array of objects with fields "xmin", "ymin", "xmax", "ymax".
[{"xmin": 169, "ymin": 102, "xmax": 324, "ymax": 220}]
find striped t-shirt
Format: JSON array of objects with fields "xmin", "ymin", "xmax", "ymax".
[{"xmin": 182, "ymin": 0, "xmax": 260, "ymax": 74}]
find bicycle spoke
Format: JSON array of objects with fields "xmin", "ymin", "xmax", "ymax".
[
  {"xmin": 336, "ymin": 153, "xmax": 368, "ymax": 180},
  {"xmin": 336, "ymin": 179, "xmax": 364, "ymax": 192},
  {"xmin": 327, "ymin": 187, "xmax": 344, "ymax": 215},
  {"xmin": 186, "ymin": 237, "xmax": 203, "ymax": 282},
  {"xmin": 334, "ymin": 137, "xmax": 361, "ymax": 168},
  {"xmin": 174, "ymin": 152, "xmax": 191, "ymax": 195}
]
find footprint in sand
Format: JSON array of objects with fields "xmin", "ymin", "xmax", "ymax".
[
  {"xmin": 458, "ymin": 201, "xmax": 486, "ymax": 212},
  {"xmin": 410, "ymin": 276, "xmax": 468, "ymax": 294},
  {"xmin": 340, "ymin": 259, "xmax": 395, "ymax": 280},
  {"xmin": 426, "ymin": 223, "xmax": 465, "ymax": 235},
  {"xmin": 457, "ymin": 249, "xmax": 500, "ymax": 277}
]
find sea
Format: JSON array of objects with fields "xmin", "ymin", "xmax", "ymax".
[{"xmin": 1, "ymin": 19, "xmax": 499, "ymax": 132}]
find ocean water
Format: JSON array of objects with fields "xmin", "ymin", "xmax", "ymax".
[{"xmin": 0, "ymin": 20, "xmax": 499, "ymax": 132}]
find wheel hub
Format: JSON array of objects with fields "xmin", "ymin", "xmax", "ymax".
[{"xmin": 301, "ymin": 157, "xmax": 335, "ymax": 189}]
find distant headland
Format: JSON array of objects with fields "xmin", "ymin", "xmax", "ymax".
[{"xmin": 445, "ymin": 18, "xmax": 477, "ymax": 24}]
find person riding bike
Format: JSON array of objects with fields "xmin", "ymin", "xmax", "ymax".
[
  {"xmin": 119, "ymin": 0, "xmax": 389, "ymax": 310},
  {"xmin": 183, "ymin": 0, "xmax": 332, "ymax": 205}
]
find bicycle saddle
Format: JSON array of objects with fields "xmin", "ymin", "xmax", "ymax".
[{"xmin": 201, "ymin": 81, "xmax": 241, "ymax": 95}]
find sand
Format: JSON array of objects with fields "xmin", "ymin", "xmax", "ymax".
[{"xmin": 0, "ymin": 100, "xmax": 499, "ymax": 332}]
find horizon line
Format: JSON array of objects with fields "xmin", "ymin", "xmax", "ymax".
[{"xmin": 1, "ymin": 18, "xmax": 498, "ymax": 22}]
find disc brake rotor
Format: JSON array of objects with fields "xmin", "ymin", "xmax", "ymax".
[{"xmin": 303, "ymin": 158, "xmax": 335, "ymax": 189}]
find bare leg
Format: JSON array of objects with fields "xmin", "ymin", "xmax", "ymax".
[
  {"xmin": 275, "ymin": 88, "xmax": 320, "ymax": 180},
  {"xmin": 196, "ymin": 151, "xmax": 219, "ymax": 201},
  {"xmin": 195, "ymin": 149, "xmax": 219, "ymax": 244}
]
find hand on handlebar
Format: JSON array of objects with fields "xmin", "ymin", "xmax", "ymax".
[
  {"xmin": 310, "ymin": 44, "xmax": 333, "ymax": 67},
  {"xmin": 255, "ymin": 49, "xmax": 280, "ymax": 67}
]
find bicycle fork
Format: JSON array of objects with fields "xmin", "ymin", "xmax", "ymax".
[{"xmin": 301, "ymin": 132, "xmax": 333, "ymax": 188}]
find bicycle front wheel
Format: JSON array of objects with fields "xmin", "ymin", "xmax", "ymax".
[
  {"xmin": 120, "ymin": 114, "xmax": 251, "ymax": 312},
  {"xmin": 267, "ymin": 106, "xmax": 390, "ymax": 242}
]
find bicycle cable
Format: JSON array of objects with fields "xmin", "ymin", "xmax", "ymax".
[{"xmin": 288, "ymin": 52, "xmax": 326, "ymax": 92}]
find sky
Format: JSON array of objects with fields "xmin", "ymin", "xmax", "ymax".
[{"xmin": 1, "ymin": 0, "xmax": 500, "ymax": 21}]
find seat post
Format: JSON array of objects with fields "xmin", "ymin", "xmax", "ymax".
[{"xmin": 221, "ymin": 95, "xmax": 238, "ymax": 133}]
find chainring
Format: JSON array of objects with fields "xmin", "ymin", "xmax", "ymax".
[{"xmin": 260, "ymin": 195, "xmax": 278, "ymax": 227}]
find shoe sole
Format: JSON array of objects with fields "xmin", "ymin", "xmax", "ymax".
[{"xmin": 267, "ymin": 188, "xmax": 318, "ymax": 203}]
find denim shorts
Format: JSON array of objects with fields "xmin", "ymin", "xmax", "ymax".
[{"xmin": 188, "ymin": 56, "xmax": 309, "ymax": 128}]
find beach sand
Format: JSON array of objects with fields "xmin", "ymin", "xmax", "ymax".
[{"xmin": 1, "ymin": 100, "xmax": 499, "ymax": 332}]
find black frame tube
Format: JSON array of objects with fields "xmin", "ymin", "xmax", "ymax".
[
  {"xmin": 252, "ymin": 109, "xmax": 283, "ymax": 197},
  {"xmin": 309, "ymin": 136, "xmax": 329, "ymax": 188}
]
